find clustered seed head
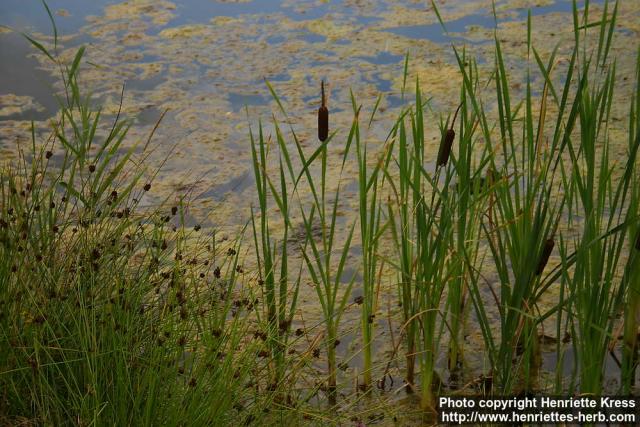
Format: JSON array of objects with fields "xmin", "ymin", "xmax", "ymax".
[
  {"xmin": 143, "ymin": 183, "xmax": 151, "ymax": 192},
  {"xmin": 535, "ymin": 238, "xmax": 555, "ymax": 275},
  {"xmin": 318, "ymin": 80, "xmax": 329, "ymax": 142}
]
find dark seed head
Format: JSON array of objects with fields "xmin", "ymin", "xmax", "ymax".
[
  {"xmin": 437, "ymin": 129, "xmax": 455, "ymax": 167},
  {"xmin": 88, "ymin": 164, "xmax": 96, "ymax": 173},
  {"xmin": 171, "ymin": 206, "xmax": 178, "ymax": 216},
  {"xmin": 535, "ymin": 238, "xmax": 555, "ymax": 275},
  {"xmin": 318, "ymin": 80, "xmax": 329, "ymax": 142},
  {"xmin": 45, "ymin": 151, "xmax": 53, "ymax": 159},
  {"xmin": 354, "ymin": 296, "xmax": 364, "ymax": 305},
  {"xmin": 278, "ymin": 319, "xmax": 291, "ymax": 333},
  {"xmin": 143, "ymin": 183, "xmax": 151, "ymax": 192}
]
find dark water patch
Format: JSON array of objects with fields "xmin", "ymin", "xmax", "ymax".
[
  {"xmin": 299, "ymin": 31, "xmax": 326, "ymax": 44},
  {"xmin": 268, "ymin": 72, "xmax": 290, "ymax": 82},
  {"xmin": 266, "ymin": 34, "xmax": 286, "ymax": 44},
  {"xmin": 385, "ymin": 11, "xmax": 496, "ymax": 44},
  {"xmin": 0, "ymin": 33, "xmax": 58, "ymax": 119},
  {"xmin": 198, "ymin": 170, "xmax": 252, "ymax": 202},
  {"xmin": 0, "ymin": 0, "xmax": 104, "ymax": 34},
  {"xmin": 127, "ymin": 71, "xmax": 167, "ymax": 92},
  {"xmin": 228, "ymin": 92, "xmax": 269, "ymax": 110},
  {"xmin": 356, "ymin": 51, "xmax": 403, "ymax": 66},
  {"xmin": 135, "ymin": 105, "xmax": 163, "ymax": 126}
]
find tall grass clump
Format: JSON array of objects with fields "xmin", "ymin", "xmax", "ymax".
[
  {"xmin": 0, "ymin": 28, "xmax": 266, "ymax": 426},
  {"xmin": 437, "ymin": 0, "xmax": 640, "ymax": 395},
  {"xmin": 385, "ymin": 81, "xmax": 460, "ymax": 409},
  {"xmin": 621, "ymin": 50, "xmax": 640, "ymax": 394},
  {"xmin": 557, "ymin": 0, "xmax": 640, "ymax": 395}
]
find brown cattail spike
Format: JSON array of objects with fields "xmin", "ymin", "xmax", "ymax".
[
  {"xmin": 436, "ymin": 103, "xmax": 462, "ymax": 167},
  {"xmin": 437, "ymin": 129, "xmax": 455, "ymax": 166},
  {"xmin": 535, "ymin": 238, "xmax": 555, "ymax": 275},
  {"xmin": 318, "ymin": 80, "xmax": 329, "ymax": 142}
]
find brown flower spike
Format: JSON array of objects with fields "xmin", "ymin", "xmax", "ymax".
[
  {"xmin": 318, "ymin": 80, "xmax": 329, "ymax": 142},
  {"xmin": 535, "ymin": 238, "xmax": 555, "ymax": 275},
  {"xmin": 437, "ymin": 104, "xmax": 462, "ymax": 167}
]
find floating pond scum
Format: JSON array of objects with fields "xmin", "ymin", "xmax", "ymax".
[{"xmin": 1, "ymin": 0, "xmax": 640, "ymax": 425}]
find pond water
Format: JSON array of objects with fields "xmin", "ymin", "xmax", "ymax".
[
  {"xmin": 2, "ymin": 0, "xmax": 625, "ymax": 228},
  {"xmin": 0, "ymin": 0, "xmax": 605, "ymax": 118}
]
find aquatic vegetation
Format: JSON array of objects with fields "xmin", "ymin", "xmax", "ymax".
[{"xmin": 3, "ymin": 0, "xmax": 640, "ymax": 425}]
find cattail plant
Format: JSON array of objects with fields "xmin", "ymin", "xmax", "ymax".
[
  {"xmin": 262, "ymin": 81, "xmax": 356, "ymax": 404},
  {"xmin": 446, "ymin": 72, "xmax": 488, "ymax": 375},
  {"xmin": 386, "ymin": 80, "xmax": 456, "ymax": 409},
  {"xmin": 440, "ymin": 7, "xmax": 569, "ymax": 393}
]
